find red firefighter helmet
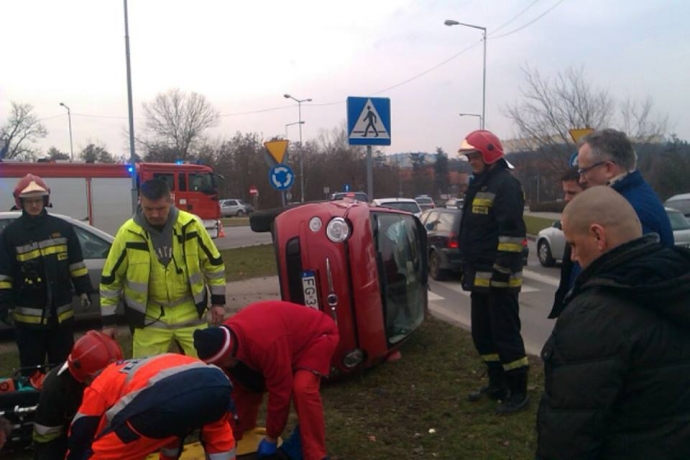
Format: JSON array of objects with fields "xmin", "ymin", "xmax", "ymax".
[
  {"xmin": 13, "ymin": 174, "xmax": 51, "ymax": 209},
  {"xmin": 67, "ymin": 331, "xmax": 123, "ymax": 382},
  {"xmin": 458, "ymin": 130, "xmax": 505, "ymax": 165}
]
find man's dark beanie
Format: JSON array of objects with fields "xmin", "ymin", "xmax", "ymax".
[{"xmin": 194, "ymin": 326, "xmax": 231, "ymax": 363}]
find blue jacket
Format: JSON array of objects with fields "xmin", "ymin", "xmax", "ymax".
[{"xmin": 610, "ymin": 170, "xmax": 674, "ymax": 247}]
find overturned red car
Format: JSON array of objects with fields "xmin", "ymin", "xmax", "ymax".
[{"xmin": 250, "ymin": 198, "xmax": 429, "ymax": 377}]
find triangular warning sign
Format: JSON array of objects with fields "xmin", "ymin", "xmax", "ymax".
[
  {"xmin": 569, "ymin": 128, "xmax": 594, "ymax": 143},
  {"xmin": 264, "ymin": 140, "xmax": 289, "ymax": 164},
  {"xmin": 350, "ymin": 99, "xmax": 390, "ymax": 140}
]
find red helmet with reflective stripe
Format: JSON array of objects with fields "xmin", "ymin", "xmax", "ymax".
[
  {"xmin": 67, "ymin": 331, "xmax": 123, "ymax": 382},
  {"xmin": 13, "ymin": 174, "xmax": 51, "ymax": 209},
  {"xmin": 458, "ymin": 130, "xmax": 505, "ymax": 164}
]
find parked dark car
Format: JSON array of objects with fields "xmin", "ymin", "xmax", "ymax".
[
  {"xmin": 420, "ymin": 208, "xmax": 529, "ymax": 281},
  {"xmin": 419, "ymin": 208, "xmax": 463, "ymax": 280}
]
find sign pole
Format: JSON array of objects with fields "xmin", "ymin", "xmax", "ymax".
[{"xmin": 366, "ymin": 145, "xmax": 373, "ymax": 200}]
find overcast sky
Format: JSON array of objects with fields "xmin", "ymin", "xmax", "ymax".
[{"xmin": 1, "ymin": 0, "xmax": 688, "ymax": 159}]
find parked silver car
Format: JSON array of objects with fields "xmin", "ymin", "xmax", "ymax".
[
  {"xmin": 665, "ymin": 193, "xmax": 690, "ymax": 218},
  {"xmin": 536, "ymin": 207, "xmax": 690, "ymax": 267},
  {"xmin": 0, "ymin": 212, "xmax": 118, "ymax": 329},
  {"xmin": 414, "ymin": 195, "xmax": 436, "ymax": 211},
  {"xmin": 371, "ymin": 198, "xmax": 423, "ymax": 218},
  {"xmin": 220, "ymin": 198, "xmax": 254, "ymax": 217}
]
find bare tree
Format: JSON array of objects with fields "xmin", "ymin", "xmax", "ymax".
[
  {"xmin": 505, "ymin": 66, "xmax": 673, "ymax": 177},
  {"xmin": 620, "ymin": 96, "xmax": 669, "ymax": 144},
  {"xmin": 505, "ymin": 66, "xmax": 614, "ymax": 171},
  {"xmin": 47, "ymin": 147, "xmax": 69, "ymax": 160},
  {"xmin": 433, "ymin": 147, "xmax": 450, "ymax": 196},
  {"xmin": 140, "ymin": 89, "xmax": 219, "ymax": 160},
  {"xmin": 80, "ymin": 142, "xmax": 115, "ymax": 163},
  {"xmin": 0, "ymin": 102, "xmax": 48, "ymax": 159}
]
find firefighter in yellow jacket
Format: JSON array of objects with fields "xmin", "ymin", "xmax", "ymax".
[{"xmin": 100, "ymin": 179, "xmax": 226, "ymax": 357}]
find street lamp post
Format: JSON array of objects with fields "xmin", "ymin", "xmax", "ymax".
[
  {"xmin": 59, "ymin": 102, "xmax": 74, "ymax": 161},
  {"xmin": 445, "ymin": 19, "xmax": 487, "ymax": 129},
  {"xmin": 459, "ymin": 112, "xmax": 483, "ymax": 128},
  {"xmin": 284, "ymin": 94, "xmax": 312, "ymax": 202},
  {"xmin": 285, "ymin": 121, "xmax": 305, "ymax": 139},
  {"xmin": 123, "ymin": 0, "xmax": 138, "ymax": 213}
]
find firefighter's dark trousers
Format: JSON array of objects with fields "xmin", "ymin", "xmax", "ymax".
[
  {"xmin": 470, "ymin": 290, "xmax": 528, "ymax": 372},
  {"xmin": 15, "ymin": 322, "xmax": 74, "ymax": 375}
]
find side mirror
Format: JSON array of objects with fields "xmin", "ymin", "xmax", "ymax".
[{"xmin": 554, "ymin": 220, "xmax": 562, "ymax": 230}]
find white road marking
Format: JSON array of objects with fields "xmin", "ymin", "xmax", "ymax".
[
  {"xmin": 522, "ymin": 269, "xmax": 560, "ymax": 287},
  {"xmin": 428, "ymin": 291, "xmax": 445, "ymax": 301}
]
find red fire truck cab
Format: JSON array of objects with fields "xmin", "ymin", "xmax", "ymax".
[
  {"xmin": 251, "ymin": 199, "xmax": 429, "ymax": 377},
  {"xmin": 0, "ymin": 161, "xmax": 222, "ymax": 237}
]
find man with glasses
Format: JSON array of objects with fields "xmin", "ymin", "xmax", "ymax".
[{"xmin": 577, "ymin": 128, "xmax": 673, "ymax": 247}]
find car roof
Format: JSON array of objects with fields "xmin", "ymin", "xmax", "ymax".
[
  {"xmin": 0, "ymin": 211, "xmax": 114, "ymax": 241},
  {"xmin": 422, "ymin": 207, "xmax": 458, "ymax": 213},
  {"xmin": 372, "ymin": 197, "xmax": 419, "ymax": 204},
  {"xmin": 666, "ymin": 193, "xmax": 690, "ymax": 201}
]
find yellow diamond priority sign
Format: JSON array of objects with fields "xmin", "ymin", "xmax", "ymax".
[{"xmin": 264, "ymin": 140, "xmax": 289, "ymax": 164}]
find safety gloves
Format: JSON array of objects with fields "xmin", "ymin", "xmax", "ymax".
[{"xmin": 258, "ymin": 437, "xmax": 278, "ymax": 458}]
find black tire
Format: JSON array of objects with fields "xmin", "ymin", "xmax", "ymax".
[
  {"xmin": 236, "ymin": 210, "xmax": 246, "ymax": 217},
  {"xmin": 429, "ymin": 250, "xmax": 448, "ymax": 281},
  {"xmin": 538, "ymin": 240, "xmax": 555, "ymax": 267},
  {"xmin": 249, "ymin": 208, "xmax": 286, "ymax": 233}
]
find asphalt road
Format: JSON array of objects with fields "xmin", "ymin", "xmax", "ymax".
[
  {"xmin": 428, "ymin": 239, "xmax": 561, "ymax": 356},
  {"xmin": 214, "ymin": 225, "xmax": 273, "ymax": 250}
]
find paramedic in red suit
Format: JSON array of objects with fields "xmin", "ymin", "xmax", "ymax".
[{"xmin": 194, "ymin": 300, "xmax": 340, "ymax": 460}]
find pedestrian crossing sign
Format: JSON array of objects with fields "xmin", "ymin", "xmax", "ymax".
[{"xmin": 347, "ymin": 97, "xmax": 391, "ymax": 146}]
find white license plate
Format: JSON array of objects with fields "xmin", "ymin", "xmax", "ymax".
[{"xmin": 301, "ymin": 271, "xmax": 319, "ymax": 310}]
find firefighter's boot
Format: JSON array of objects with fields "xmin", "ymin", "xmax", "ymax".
[
  {"xmin": 496, "ymin": 369, "xmax": 530, "ymax": 415},
  {"xmin": 468, "ymin": 364, "xmax": 508, "ymax": 402}
]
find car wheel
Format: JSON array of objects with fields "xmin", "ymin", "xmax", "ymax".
[
  {"xmin": 249, "ymin": 208, "xmax": 286, "ymax": 233},
  {"xmin": 429, "ymin": 251, "xmax": 448, "ymax": 281},
  {"xmin": 237, "ymin": 210, "xmax": 246, "ymax": 217},
  {"xmin": 538, "ymin": 240, "xmax": 555, "ymax": 267}
]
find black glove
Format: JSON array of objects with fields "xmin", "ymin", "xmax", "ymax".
[
  {"xmin": 0, "ymin": 308, "xmax": 14, "ymax": 327},
  {"xmin": 491, "ymin": 265, "xmax": 511, "ymax": 288}
]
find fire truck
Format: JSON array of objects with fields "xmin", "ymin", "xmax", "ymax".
[
  {"xmin": 251, "ymin": 198, "xmax": 429, "ymax": 378},
  {"xmin": 0, "ymin": 161, "xmax": 222, "ymax": 237}
]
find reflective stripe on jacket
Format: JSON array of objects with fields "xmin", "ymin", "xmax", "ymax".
[
  {"xmin": 66, "ymin": 354, "xmax": 235, "ymax": 460},
  {"xmin": 0, "ymin": 211, "xmax": 92, "ymax": 327},
  {"xmin": 459, "ymin": 162, "xmax": 526, "ymax": 293},
  {"xmin": 99, "ymin": 210, "xmax": 226, "ymax": 328}
]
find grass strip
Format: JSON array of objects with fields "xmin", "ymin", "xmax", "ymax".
[
  {"xmin": 524, "ymin": 215, "xmax": 556, "ymax": 236},
  {"xmin": 219, "ymin": 244, "xmax": 277, "ymax": 281}
]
